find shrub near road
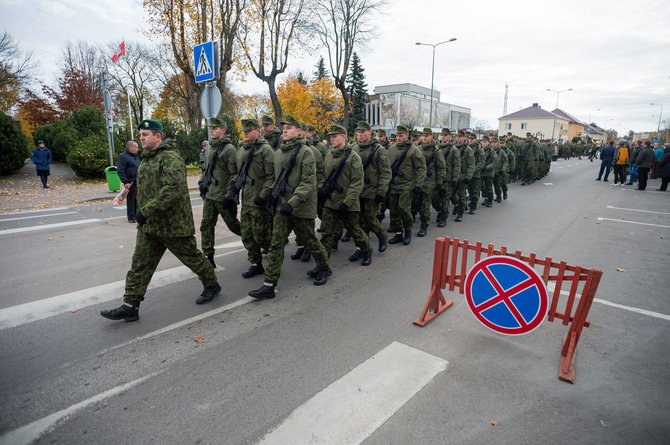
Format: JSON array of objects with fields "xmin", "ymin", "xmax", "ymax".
[{"xmin": 0, "ymin": 111, "xmax": 29, "ymax": 175}]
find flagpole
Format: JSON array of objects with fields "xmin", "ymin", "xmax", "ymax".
[{"xmin": 127, "ymin": 89, "xmax": 133, "ymax": 140}]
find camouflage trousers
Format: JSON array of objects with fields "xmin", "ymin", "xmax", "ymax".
[
  {"xmin": 468, "ymin": 177, "xmax": 482, "ymax": 210},
  {"xmin": 359, "ymin": 197, "xmax": 384, "ymax": 241},
  {"xmin": 494, "ymin": 173, "xmax": 508, "ymax": 198},
  {"xmin": 453, "ymin": 182, "xmax": 468, "ymax": 215},
  {"xmin": 201, "ymin": 198, "xmax": 242, "ymax": 256},
  {"xmin": 241, "ymin": 205, "xmax": 272, "ymax": 265},
  {"xmin": 433, "ymin": 184, "xmax": 452, "ymax": 221},
  {"xmin": 481, "ymin": 176, "xmax": 494, "ymax": 201},
  {"xmin": 124, "ymin": 229, "xmax": 216, "ymax": 302},
  {"xmin": 265, "ymin": 214, "xmax": 328, "ymax": 284},
  {"xmin": 418, "ymin": 188, "xmax": 435, "ymax": 229},
  {"xmin": 519, "ymin": 160, "xmax": 536, "ymax": 182},
  {"xmin": 321, "ymin": 207, "xmax": 369, "ymax": 257},
  {"xmin": 388, "ymin": 189, "xmax": 413, "ymax": 232}
]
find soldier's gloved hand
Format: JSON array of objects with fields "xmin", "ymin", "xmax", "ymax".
[
  {"xmin": 253, "ymin": 196, "xmax": 265, "ymax": 206},
  {"xmin": 221, "ymin": 197, "xmax": 236, "ymax": 210},
  {"xmin": 374, "ymin": 194, "xmax": 385, "ymax": 204},
  {"xmin": 198, "ymin": 181, "xmax": 207, "ymax": 197},
  {"xmin": 279, "ymin": 203, "xmax": 293, "ymax": 215},
  {"xmin": 338, "ymin": 203, "xmax": 349, "ymax": 215},
  {"xmin": 451, "ymin": 181, "xmax": 458, "ymax": 188},
  {"xmin": 135, "ymin": 210, "xmax": 147, "ymax": 227},
  {"xmin": 317, "ymin": 188, "xmax": 327, "ymax": 201},
  {"xmin": 463, "ymin": 178, "xmax": 470, "ymax": 185},
  {"xmin": 412, "ymin": 186, "xmax": 423, "ymax": 195}
]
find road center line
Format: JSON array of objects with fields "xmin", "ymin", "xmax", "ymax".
[
  {"xmin": 0, "ymin": 211, "xmax": 78, "ymax": 222},
  {"xmin": 0, "ymin": 219, "xmax": 101, "ymax": 235},
  {"xmin": 0, "ymin": 372, "xmax": 161, "ymax": 445},
  {"xmin": 606, "ymin": 205, "xmax": 670, "ymax": 215},
  {"xmin": 257, "ymin": 342, "xmax": 448, "ymax": 445},
  {"xmin": 596, "ymin": 217, "xmax": 670, "ymax": 229}
]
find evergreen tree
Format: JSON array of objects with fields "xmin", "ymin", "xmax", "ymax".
[
  {"xmin": 313, "ymin": 56, "xmax": 329, "ymax": 80},
  {"xmin": 346, "ymin": 53, "xmax": 367, "ymax": 135},
  {"xmin": 296, "ymin": 71, "xmax": 308, "ymax": 86}
]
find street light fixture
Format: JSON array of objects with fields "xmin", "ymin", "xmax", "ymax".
[
  {"xmin": 416, "ymin": 38, "xmax": 457, "ymax": 128},
  {"xmin": 547, "ymin": 88, "xmax": 572, "ymax": 142},
  {"xmin": 588, "ymin": 108, "xmax": 600, "ymax": 124},
  {"xmin": 650, "ymin": 103, "xmax": 663, "ymax": 133}
]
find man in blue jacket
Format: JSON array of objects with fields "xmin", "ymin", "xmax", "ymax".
[
  {"xmin": 117, "ymin": 140, "xmax": 141, "ymax": 222},
  {"xmin": 596, "ymin": 141, "xmax": 615, "ymax": 182},
  {"xmin": 30, "ymin": 140, "xmax": 52, "ymax": 188}
]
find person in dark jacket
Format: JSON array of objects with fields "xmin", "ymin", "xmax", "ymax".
[
  {"xmin": 596, "ymin": 141, "xmax": 615, "ymax": 181},
  {"xmin": 117, "ymin": 141, "xmax": 141, "ymax": 222},
  {"xmin": 657, "ymin": 144, "xmax": 670, "ymax": 191},
  {"xmin": 627, "ymin": 141, "xmax": 643, "ymax": 185},
  {"xmin": 634, "ymin": 141, "xmax": 655, "ymax": 191},
  {"xmin": 30, "ymin": 140, "xmax": 52, "ymax": 188}
]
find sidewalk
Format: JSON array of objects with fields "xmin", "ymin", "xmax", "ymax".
[{"xmin": 0, "ymin": 161, "xmax": 201, "ymax": 213}]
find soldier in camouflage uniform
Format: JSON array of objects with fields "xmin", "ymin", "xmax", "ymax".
[
  {"xmin": 479, "ymin": 136, "xmax": 499, "ymax": 207},
  {"xmin": 387, "ymin": 125, "xmax": 426, "ymax": 245},
  {"xmin": 434, "ymin": 128, "xmax": 460, "ymax": 226},
  {"xmin": 198, "ymin": 117, "xmax": 242, "ymax": 267},
  {"xmin": 248, "ymin": 115, "xmax": 330, "ymax": 300},
  {"xmin": 261, "ymin": 115, "xmax": 283, "ymax": 150},
  {"xmin": 453, "ymin": 130, "xmax": 475, "ymax": 222},
  {"xmin": 492, "ymin": 136, "xmax": 509, "ymax": 202},
  {"xmin": 518, "ymin": 132, "xmax": 540, "ymax": 185},
  {"xmin": 352, "ymin": 121, "xmax": 391, "ymax": 252},
  {"xmin": 377, "ymin": 129, "xmax": 390, "ymax": 149},
  {"xmin": 319, "ymin": 124, "xmax": 372, "ymax": 265},
  {"xmin": 502, "ymin": 136, "xmax": 515, "ymax": 195},
  {"xmin": 417, "ymin": 128, "xmax": 445, "ymax": 237},
  {"xmin": 235, "ymin": 118, "xmax": 276, "ymax": 279},
  {"xmin": 467, "ymin": 132, "xmax": 485, "ymax": 214},
  {"xmin": 101, "ymin": 120, "xmax": 220, "ymax": 322}
]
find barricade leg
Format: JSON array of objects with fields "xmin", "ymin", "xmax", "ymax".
[{"xmin": 414, "ymin": 238, "xmax": 454, "ymax": 326}]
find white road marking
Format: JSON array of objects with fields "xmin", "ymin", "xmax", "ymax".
[
  {"xmin": 547, "ymin": 282, "xmax": 670, "ymax": 321},
  {"xmin": 606, "ymin": 205, "xmax": 670, "ymax": 215},
  {"xmin": 596, "ymin": 217, "xmax": 670, "ymax": 229},
  {"xmin": 1, "ymin": 206, "xmax": 69, "ymax": 214},
  {"xmin": 103, "ymin": 215, "xmax": 130, "ymax": 220},
  {"xmin": 0, "ymin": 372, "xmax": 161, "ymax": 445},
  {"xmin": 257, "ymin": 342, "xmax": 448, "ymax": 445},
  {"xmin": 0, "ymin": 242, "xmax": 246, "ymax": 330},
  {"xmin": 0, "ymin": 219, "xmax": 101, "ymax": 235},
  {"xmin": 543, "ymin": 183, "xmax": 553, "ymax": 186},
  {"xmin": 0, "ymin": 211, "xmax": 78, "ymax": 222},
  {"xmin": 112, "ymin": 205, "xmax": 127, "ymax": 210}
]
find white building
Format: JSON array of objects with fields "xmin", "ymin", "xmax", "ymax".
[{"xmin": 365, "ymin": 83, "xmax": 470, "ymax": 134}]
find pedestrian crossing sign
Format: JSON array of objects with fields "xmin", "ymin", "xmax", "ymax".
[{"xmin": 193, "ymin": 41, "xmax": 219, "ymax": 83}]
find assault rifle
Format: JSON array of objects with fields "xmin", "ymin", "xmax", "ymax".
[
  {"xmin": 390, "ymin": 147, "xmax": 410, "ymax": 184},
  {"xmin": 230, "ymin": 146, "xmax": 256, "ymax": 204},
  {"xmin": 361, "ymin": 145, "xmax": 378, "ymax": 184},
  {"xmin": 199, "ymin": 144, "xmax": 224, "ymax": 199},
  {"xmin": 266, "ymin": 144, "xmax": 302, "ymax": 215},
  {"xmin": 320, "ymin": 149, "xmax": 351, "ymax": 201}
]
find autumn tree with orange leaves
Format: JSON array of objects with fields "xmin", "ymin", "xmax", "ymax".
[{"xmin": 276, "ymin": 76, "xmax": 343, "ymax": 136}]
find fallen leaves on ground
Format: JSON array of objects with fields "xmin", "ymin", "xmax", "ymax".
[
  {"xmin": 600, "ymin": 419, "xmax": 607, "ymax": 427},
  {"xmin": 616, "ymin": 268, "xmax": 626, "ymax": 272},
  {"xmin": 193, "ymin": 336, "xmax": 204, "ymax": 343},
  {"xmin": 490, "ymin": 419, "xmax": 499, "ymax": 426},
  {"xmin": 70, "ymin": 309, "xmax": 79, "ymax": 313}
]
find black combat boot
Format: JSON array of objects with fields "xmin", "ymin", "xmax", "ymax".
[
  {"xmin": 403, "ymin": 230, "xmax": 412, "ymax": 245},
  {"xmin": 349, "ymin": 249, "xmax": 364, "ymax": 262},
  {"xmin": 495, "ymin": 196, "xmax": 502, "ymax": 203},
  {"xmin": 378, "ymin": 234, "xmax": 388, "ymax": 252},
  {"xmin": 300, "ymin": 250, "xmax": 311, "ymax": 262},
  {"xmin": 307, "ymin": 266, "xmax": 320, "ymax": 278},
  {"xmin": 313, "ymin": 267, "xmax": 332, "ymax": 286},
  {"xmin": 248, "ymin": 283, "xmax": 275, "ymax": 299},
  {"xmin": 417, "ymin": 228, "xmax": 427, "ymax": 237},
  {"xmin": 361, "ymin": 249, "xmax": 372, "ymax": 266},
  {"xmin": 100, "ymin": 301, "xmax": 139, "ymax": 322},
  {"xmin": 485, "ymin": 199, "xmax": 492, "ymax": 207},
  {"xmin": 291, "ymin": 246, "xmax": 305, "ymax": 260},
  {"xmin": 468, "ymin": 206, "xmax": 476, "ymax": 214},
  {"xmin": 455, "ymin": 213, "xmax": 463, "ymax": 222},
  {"xmin": 503, "ymin": 191, "xmax": 508, "ymax": 200},
  {"xmin": 242, "ymin": 263, "xmax": 264, "ymax": 278},
  {"xmin": 196, "ymin": 283, "xmax": 221, "ymax": 304},
  {"xmin": 341, "ymin": 232, "xmax": 351, "ymax": 242},
  {"xmin": 388, "ymin": 232, "xmax": 404, "ymax": 244},
  {"xmin": 206, "ymin": 254, "xmax": 216, "ymax": 268},
  {"xmin": 436, "ymin": 219, "xmax": 446, "ymax": 228}
]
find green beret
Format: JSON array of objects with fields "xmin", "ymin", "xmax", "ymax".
[
  {"xmin": 241, "ymin": 118, "xmax": 260, "ymax": 131},
  {"xmin": 377, "ymin": 129, "xmax": 386, "ymax": 136},
  {"xmin": 208, "ymin": 117, "xmax": 226, "ymax": 128},
  {"xmin": 327, "ymin": 124, "xmax": 347, "ymax": 135},
  {"xmin": 261, "ymin": 115, "xmax": 275, "ymax": 124},
  {"xmin": 307, "ymin": 124, "xmax": 315, "ymax": 132},
  {"xmin": 138, "ymin": 119, "xmax": 163, "ymax": 131},
  {"xmin": 280, "ymin": 114, "xmax": 301, "ymax": 127},
  {"xmin": 396, "ymin": 125, "xmax": 409, "ymax": 134},
  {"xmin": 356, "ymin": 121, "xmax": 372, "ymax": 131},
  {"xmin": 422, "ymin": 127, "xmax": 432, "ymax": 134},
  {"xmin": 441, "ymin": 128, "xmax": 451, "ymax": 134}
]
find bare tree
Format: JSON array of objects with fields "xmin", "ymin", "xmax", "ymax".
[
  {"xmin": 0, "ymin": 32, "xmax": 36, "ymax": 113},
  {"xmin": 315, "ymin": 0, "xmax": 384, "ymax": 129},
  {"xmin": 237, "ymin": 0, "xmax": 311, "ymax": 122},
  {"xmin": 59, "ymin": 41, "xmax": 104, "ymax": 97}
]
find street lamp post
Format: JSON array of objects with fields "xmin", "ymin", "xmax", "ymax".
[
  {"xmin": 650, "ymin": 103, "xmax": 663, "ymax": 133},
  {"xmin": 416, "ymin": 38, "xmax": 457, "ymax": 129},
  {"xmin": 547, "ymin": 88, "xmax": 572, "ymax": 142},
  {"xmin": 588, "ymin": 108, "xmax": 600, "ymax": 124}
]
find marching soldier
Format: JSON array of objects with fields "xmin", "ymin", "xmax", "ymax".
[
  {"xmin": 248, "ymin": 115, "xmax": 331, "ymax": 300},
  {"xmin": 199, "ymin": 117, "xmax": 242, "ymax": 268},
  {"xmin": 352, "ymin": 121, "xmax": 391, "ymax": 252},
  {"xmin": 261, "ymin": 115, "xmax": 283, "ymax": 150},
  {"xmin": 479, "ymin": 136, "xmax": 499, "ymax": 207},
  {"xmin": 467, "ymin": 132, "xmax": 485, "ymax": 214},
  {"xmin": 519, "ymin": 132, "xmax": 540, "ymax": 185},
  {"xmin": 434, "ymin": 128, "xmax": 460, "ymax": 227},
  {"xmin": 377, "ymin": 129, "xmax": 390, "ymax": 149},
  {"xmin": 387, "ymin": 125, "xmax": 426, "ymax": 245},
  {"xmin": 235, "ymin": 118, "xmax": 276, "ymax": 279},
  {"xmin": 101, "ymin": 120, "xmax": 221, "ymax": 322},
  {"xmin": 492, "ymin": 136, "xmax": 509, "ymax": 202},
  {"xmin": 417, "ymin": 128, "xmax": 445, "ymax": 237},
  {"xmin": 453, "ymin": 130, "xmax": 475, "ymax": 222}
]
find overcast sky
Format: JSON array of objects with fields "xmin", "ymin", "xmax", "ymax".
[{"xmin": 3, "ymin": 0, "xmax": 670, "ymax": 135}]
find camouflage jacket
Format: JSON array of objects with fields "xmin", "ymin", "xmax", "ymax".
[
  {"xmin": 305, "ymin": 139, "xmax": 325, "ymax": 187},
  {"xmin": 419, "ymin": 142, "xmax": 446, "ymax": 191},
  {"xmin": 273, "ymin": 136, "xmax": 317, "ymax": 219},
  {"xmin": 323, "ymin": 144, "xmax": 364, "ymax": 212},
  {"xmin": 264, "ymin": 129, "xmax": 283, "ymax": 151},
  {"xmin": 236, "ymin": 136, "xmax": 275, "ymax": 208},
  {"xmin": 200, "ymin": 135, "xmax": 238, "ymax": 202},
  {"xmin": 480, "ymin": 145, "xmax": 500, "ymax": 178},
  {"xmin": 137, "ymin": 139, "xmax": 194, "ymax": 237},
  {"xmin": 471, "ymin": 142, "xmax": 486, "ymax": 178},
  {"xmin": 388, "ymin": 141, "xmax": 427, "ymax": 191},
  {"xmin": 456, "ymin": 142, "xmax": 475, "ymax": 181},
  {"xmin": 352, "ymin": 139, "xmax": 391, "ymax": 199},
  {"xmin": 439, "ymin": 142, "xmax": 461, "ymax": 183},
  {"xmin": 494, "ymin": 146, "xmax": 509, "ymax": 174}
]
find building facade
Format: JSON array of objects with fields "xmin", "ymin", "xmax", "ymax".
[
  {"xmin": 365, "ymin": 83, "xmax": 470, "ymax": 134},
  {"xmin": 498, "ymin": 103, "xmax": 569, "ymax": 141}
]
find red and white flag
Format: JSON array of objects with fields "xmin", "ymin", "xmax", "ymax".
[{"xmin": 111, "ymin": 41, "xmax": 125, "ymax": 62}]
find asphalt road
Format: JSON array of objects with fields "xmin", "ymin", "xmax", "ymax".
[{"xmin": 1, "ymin": 158, "xmax": 668, "ymax": 445}]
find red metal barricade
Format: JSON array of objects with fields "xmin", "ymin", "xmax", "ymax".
[{"xmin": 414, "ymin": 237, "xmax": 603, "ymax": 383}]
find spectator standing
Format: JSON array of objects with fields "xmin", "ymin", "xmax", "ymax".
[
  {"xmin": 596, "ymin": 141, "xmax": 615, "ymax": 181},
  {"xmin": 117, "ymin": 141, "xmax": 141, "ymax": 222},
  {"xmin": 627, "ymin": 141, "xmax": 643, "ymax": 185},
  {"xmin": 612, "ymin": 142, "xmax": 629, "ymax": 186},
  {"xmin": 657, "ymin": 144, "xmax": 670, "ymax": 191},
  {"xmin": 30, "ymin": 140, "xmax": 52, "ymax": 188},
  {"xmin": 652, "ymin": 143, "xmax": 664, "ymax": 179},
  {"xmin": 634, "ymin": 141, "xmax": 654, "ymax": 191}
]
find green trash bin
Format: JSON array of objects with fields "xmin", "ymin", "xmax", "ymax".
[{"xmin": 105, "ymin": 166, "xmax": 121, "ymax": 192}]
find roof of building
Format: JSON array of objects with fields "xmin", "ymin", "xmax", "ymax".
[
  {"xmin": 499, "ymin": 103, "xmax": 565, "ymax": 120},
  {"xmin": 551, "ymin": 108, "xmax": 586, "ymax": 125}
]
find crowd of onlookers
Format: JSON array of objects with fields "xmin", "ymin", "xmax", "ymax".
[{"xmin": 596, "ymin": 140, "xmax": 670, "ymax": 191}]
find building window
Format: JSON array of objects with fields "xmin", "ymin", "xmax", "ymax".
[
  {"xmin": 521, "ymin": 123, "xmax": 527, "ymax": 129},
  {"xmin": 505, "ymin": 123, "xmax": 511, "ymax": 130}
]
